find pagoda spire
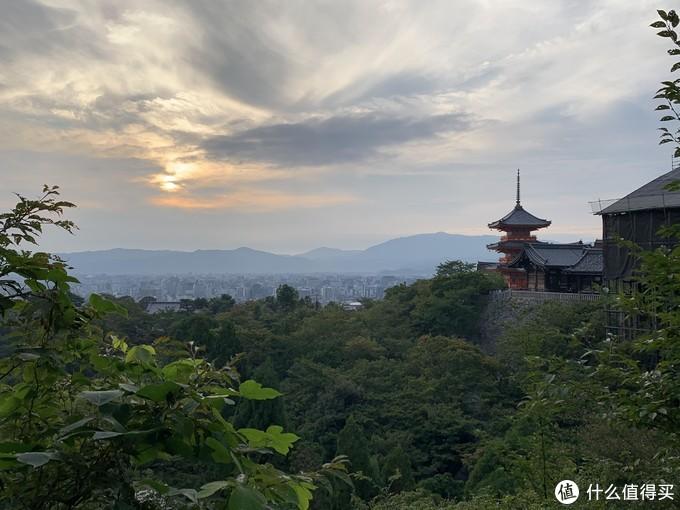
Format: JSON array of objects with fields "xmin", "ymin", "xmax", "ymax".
[{"xmin": 516, "ymin": 168, "xmax": 521, "ymax": 206}]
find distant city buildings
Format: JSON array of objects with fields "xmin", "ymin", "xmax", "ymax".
[{"xmin": 71, "ymin": 273, "xmax": 417, "ymax": 305}]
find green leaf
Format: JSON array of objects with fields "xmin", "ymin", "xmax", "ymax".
[
  {"xmin": 59, "ymin": 417, "xmax": 94, "ymax": 436},
  {"xmin": 0, "ymin": 395, "xmax": 20, "ymax": 418},
  {"xmin": 139, "ymin": 478, "xmax": 171, "ymax": 495},
  {"xmin": 162, "ymin": 359, "xmax": 200, "ymax": 383},
  {"xmin": 672, "ymin": 11, "xmax": 680, "ymax": 28},
  {"xmin": 239, "ymin": 425, "xmax": 300, "ymax": 455},
  {"xmin": 660, "ymin": 115, "xmax": 676, "ymax": 121},
  {"xmin": 228, "ymin": 485, "xmax": 267, "ymax": 510},
  {"xmin": 293, "ymin": 482, "xmax": 314, "ymax": 510},
  {"xmin": 16, "ymin": 452, "xmax": 56, "ymax": 468},
  {"xmin": 239, "ymin": 380, "xmax": 282, "ymax": 400},
  {"xmin": 205, "ymin": 437, "xmax": 233, "ymax": 464},
  {"xmin": 198, "ymin": 480, "xmax": 231, "ymax": 499},
  {"xmin": 167, "ymin": 488, "xmax": 198, "ymax": 504},
  {"xmin": 125, "ymin": 345, "xmax": 156, "ymax": 365},
  {"xmin": 17, "ymin": 352, "xmax": 41, "ymax": 361},
  {"xmin": 93, "ymin": 431, "xmax": 123, "ymax": 440},
  {"xmin": 79, "ymin": 390, "xmax": 124, "ymax": 406},
  {"xmin": 118, "ymin": 382, "xmax": 139, "ymax": 393},
  {"xmin": 651, "ymin": 21, "xmax": 667, "ymax": 28},
  {"xmin": 88, "ymin": 293, "xmax": 127, "ymax": 317},
  {"xmin": 136, "ymin": 381, "xmax": 181, "ymax": 402},
  {"xmin": 111, "ymin": 335, "xmax": 128, "ymax": 353}
]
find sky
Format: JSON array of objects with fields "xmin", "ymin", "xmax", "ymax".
[{"xmin": 0, "ymin": 0, "xmax": 675, "ymax": 253}]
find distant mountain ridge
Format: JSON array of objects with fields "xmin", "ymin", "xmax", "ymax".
[{"xmin": 60, "ymin": 232, "xmax": 499, "ymax": 275}]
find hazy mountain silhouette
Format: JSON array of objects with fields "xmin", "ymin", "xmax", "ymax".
[{"xmin": 61, "ymin": 232, "xmax": 498, "ymax": 275}]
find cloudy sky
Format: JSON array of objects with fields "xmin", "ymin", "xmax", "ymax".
[{"xmin": 0, "ymin": 0, "xmax": 674, "ymax": 253}]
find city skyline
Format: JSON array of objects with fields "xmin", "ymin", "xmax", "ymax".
[{"xmin": 1, "ymin": 1, "xmax": 673, "ymax": 254}]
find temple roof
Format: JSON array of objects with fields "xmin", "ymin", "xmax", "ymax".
[
  {"xmin": 488, "ymin": 204, "xmax": 552, "ymax": 230},
  {"xmin": 507, "ymin": 242, "xmax": 602, "ymax": 274},
  {"xmin": 597, "ymin": 167, "xmax": 680, "ymax": 215},
  {"xmin": 564, "ymin": 249, "xmax": 604, "ymax": 274}
]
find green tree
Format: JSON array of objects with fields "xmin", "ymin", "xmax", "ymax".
[
  {"xmin": 209, "ymin": 293, "xmax": 236, "ymax": 314},
  {"xmin": 336, "ymin": 415, "xmax": 379, "ymax": 500},
  {"xmin": 382, "ymin": 446, "xmax": 415, "ymax": 493},
  {"xmin": 412, "ymin": 261, "xmax": 505, "ymax": 339},
  {"xmin": 276, "ymin": 284, "xmax": 299, "ymax": 312}
]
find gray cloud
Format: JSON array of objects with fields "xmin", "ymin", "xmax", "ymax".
[
  {"xmin": 0, "ymin": 1, "xmax": 102, "ymax": 61},
  {"xmin": 178, "ymin": 2, "xmax": 295, "ymax": 110},
  {"xmin": 202, "ymin": 112, "xmax": 469, "ymax": 166},
  {"xmin": 0, "ymin": 0, "xmax": 673, "ymax": 253}
]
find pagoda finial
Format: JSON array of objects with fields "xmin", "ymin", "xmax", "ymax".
[{"xmin": 516, "ymin": 168, "xmax": 521, "ymax": 206}]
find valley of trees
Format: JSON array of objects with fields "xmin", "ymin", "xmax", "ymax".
[{"xmin": 2, "ymin": 8, "xmax": 680, "ymax": 510}]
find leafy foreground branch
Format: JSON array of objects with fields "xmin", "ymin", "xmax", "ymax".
[{"xmin": 0, "ymin": 188, "xmax": 348, "ymax": 509}]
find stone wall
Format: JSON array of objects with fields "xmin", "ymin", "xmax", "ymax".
[{"xmin": 478, "ymin": 290, "xmax": 601, "ymax": 354}]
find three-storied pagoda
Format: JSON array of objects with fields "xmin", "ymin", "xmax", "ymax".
[{"xmin": 487, "ymin": 170, "xmax": 551, "ymax": 289}]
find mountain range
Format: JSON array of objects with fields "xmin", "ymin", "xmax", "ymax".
[{"xmin": 60, "ymin": 232, "xmax": 499, "ymax": 275}]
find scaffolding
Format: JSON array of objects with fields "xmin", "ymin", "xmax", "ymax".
[{"xmin": 592, "ymin": 194, "xmax": 680, "ymax": 340}]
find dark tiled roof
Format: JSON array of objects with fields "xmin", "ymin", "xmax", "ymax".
[
  {"xmin": 599, "ymin": 167, "xmax": 680, "ymax": 214},
  {"xmin": 564, "ymin": 249, "xmax": 603, "ymax": 274},
  {"xmin": 524, "ymin": 244, "xmax": 585, "ymax": 267},
  {"xmin": 488, "ymin": 204, "xmax": 551, "ymax": 229},
  {"xmin": 507, "ymin": 242, "xmax": 603, "ymax": 275},
  {"xmin": 476, "ymin": 261, "xmax": 499, "ymax": 271}
]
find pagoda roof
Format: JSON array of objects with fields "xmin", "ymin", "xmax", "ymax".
[{"xmin": 488, "ymin": 204, "xmax": 551, "ymax": 230}]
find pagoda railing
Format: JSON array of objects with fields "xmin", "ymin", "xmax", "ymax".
[
  {"xmin": 490, "ymin": 289, "xmax": 601, "ymax": 303},
  {"xmin": 499, "ymin": 234, "xmax": 537, "ymax": 242}
]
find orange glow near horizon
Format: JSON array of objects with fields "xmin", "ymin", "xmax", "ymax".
[{"xmin": 150, "ymin": 188, "xmax": 356, "ymax": 212}]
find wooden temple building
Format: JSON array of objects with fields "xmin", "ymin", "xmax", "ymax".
[
  {"xmin": 485, "ymin": 170, "xmax": 603, "ymax": 293},
  {"xmin": 594, "ymin": 166, "xmax": 680, "ymax": 290}
]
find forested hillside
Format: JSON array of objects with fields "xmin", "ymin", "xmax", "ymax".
[
  {"xmin": 87, "ymin": 255, "xmax": 680, "ymax": 509},
  {"xmin": 2, "ymin": 189, "xmax": 680, "ymax": 509}
]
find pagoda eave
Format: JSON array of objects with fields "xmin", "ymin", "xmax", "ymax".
[{"xmin": 487, "ymin": 220, "xmax": 551, "ymax": 230}]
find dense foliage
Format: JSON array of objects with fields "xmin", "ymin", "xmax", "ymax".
[{"xmin": 92, "ymin": 246, "xmax": 680, "ymax": 509}]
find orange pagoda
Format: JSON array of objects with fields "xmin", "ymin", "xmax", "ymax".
[{"xmin": 487, "ymin": 170, "xmax": 551, "ymax": 289}]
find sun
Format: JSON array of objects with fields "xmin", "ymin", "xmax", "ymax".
[{"xmin": 152, "ymin": 161, "xmax": 198, "ymax": 192}]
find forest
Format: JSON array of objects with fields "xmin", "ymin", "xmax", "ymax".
[{"xmin": 2, "ymin": 8, "xmax": 680, "ymax": 510}]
